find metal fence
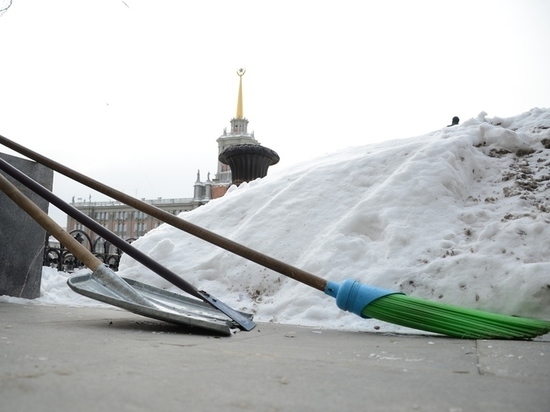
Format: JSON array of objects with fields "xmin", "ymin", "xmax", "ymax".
[{"xmin": 43, "ymin": 229, "xmax": 129, "ymax": 272}]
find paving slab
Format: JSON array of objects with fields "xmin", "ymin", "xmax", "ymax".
[{"xmin": 1, "ymin": 303, "xmax": 549, "ymax": 412}]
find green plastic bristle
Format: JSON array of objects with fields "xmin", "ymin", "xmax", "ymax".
[{"xmin": 362, "ymin": 294, "xmax": 550, "ymax": 340}]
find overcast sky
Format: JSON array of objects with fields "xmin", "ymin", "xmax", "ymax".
[{"xmin": 1, "ymin": 1, "xmax": 549, "ymax": 225}]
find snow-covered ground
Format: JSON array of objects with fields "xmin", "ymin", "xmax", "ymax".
[{"xmin": 3, "ymin": 108, "xmax": 550, "ymax": 334}]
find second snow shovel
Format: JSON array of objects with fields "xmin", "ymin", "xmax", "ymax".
[{"xmin": 0, "ymin": 163, "xmax": 253, "ymax": 335}]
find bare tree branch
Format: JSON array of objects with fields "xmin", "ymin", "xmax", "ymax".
[{"xmin": 0, "ymin": 0, "xmax": 13, "ymax": 16}]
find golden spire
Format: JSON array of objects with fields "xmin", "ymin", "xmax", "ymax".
[{"xmin": 236, "ymin": 68, "xmax": 246, "ymax": 119}]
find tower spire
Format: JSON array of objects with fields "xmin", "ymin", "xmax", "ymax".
[{"xmin": 236, "ymin": 68, "xmax": 245, "ymax": 119}]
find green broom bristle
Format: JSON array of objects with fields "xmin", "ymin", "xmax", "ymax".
[{"xmin": 362, "ymin": 294, "xmax": 550, "ymax": 340}]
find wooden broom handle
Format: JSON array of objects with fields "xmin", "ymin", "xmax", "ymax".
[{"xmin": 0, "ymin": 134, "xmax": 328, "ymax": 292}]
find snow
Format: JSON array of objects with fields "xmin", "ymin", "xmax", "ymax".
[{"xmin": 3, "ymin": 108, "xmax": 550, "ymax": 334}]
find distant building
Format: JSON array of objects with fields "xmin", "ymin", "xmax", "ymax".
[
  {"xmin": 215, "ymin": 69, "xmax": 259, "ymax": 181},
  {"xmin": 68, "ymin": 197, "xmax": 201, "ymax": 242},
  {"xmin": 68, "ymin": 69, "xmax": 264, "ymax": 243},
  {"xmin": 196, "ymin": 68, "xmax": 260, "ymax": 199}
]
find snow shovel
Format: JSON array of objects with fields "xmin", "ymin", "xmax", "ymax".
[{"xmin": 0, "ymin": 161, "xmax": 254, "ymax": 335}]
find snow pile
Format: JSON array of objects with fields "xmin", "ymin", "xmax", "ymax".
[
  {"xmin": 117, "ymin": 108, "xmax": 550, "ymax": 331},
  {"xmin": 3, "ymin": 107, "xmax": 550, "ymax": 333},
  {"xmin": 0, "ymin": 267, "xmax": 108, "ymax": 308}
]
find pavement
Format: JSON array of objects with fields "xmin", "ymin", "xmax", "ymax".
[{"xmin": 1, "ymin": 302, "xmax": 549, "ymax": 412}]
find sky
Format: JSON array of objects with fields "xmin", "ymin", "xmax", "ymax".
[
  {"xmin": 3, "ymin": 108, "xmax": 549, "ymax": 337},
  {"xmin": 0, "ymin": 0, "xmax": 549, "ymax": 226}
]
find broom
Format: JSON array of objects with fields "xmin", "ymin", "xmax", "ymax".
[{"xmin": 1, "ymin": 134, "xmax": 549, "ymax": 339}]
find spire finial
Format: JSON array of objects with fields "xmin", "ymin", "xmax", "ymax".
[{"xmin": 236, "ymin": 68, "xmax": 246, "ymax": 119}]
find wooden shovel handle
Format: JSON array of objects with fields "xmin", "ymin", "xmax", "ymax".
[{"xmin": 0, "ymin": 172, "xmax": 102, "ymax": 271}]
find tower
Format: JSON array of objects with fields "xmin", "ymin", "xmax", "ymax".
[{"xmin": 215, "ymin": 68, "xmax": 259, "ymax": 184}]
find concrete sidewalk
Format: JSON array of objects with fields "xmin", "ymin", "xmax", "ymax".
[{"xmin": 1, "ymin": 302, "xmax": 549, "ymax": 412}]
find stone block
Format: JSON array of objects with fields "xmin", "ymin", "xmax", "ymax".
[{"xmin": 0, "ymin": 152, "xmax": 53, "ymax": 299}]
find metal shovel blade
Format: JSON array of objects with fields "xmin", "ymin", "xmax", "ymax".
[{"xmin": 67, "ymin": 268, "xmax": 252, "ymax": 336}]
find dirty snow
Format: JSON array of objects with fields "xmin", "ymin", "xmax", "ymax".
[{"xmin": 3, "ymin": 108, "xmax": 550, "ymax": 334}]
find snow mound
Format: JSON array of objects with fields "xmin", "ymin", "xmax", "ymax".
[
  {"xmin": 6, "ymin": 108, "xmax": 548, "ymax": 334},
  {"xmin": 115, "ymin": 108, "xmax": 550, "ymax": 332}
]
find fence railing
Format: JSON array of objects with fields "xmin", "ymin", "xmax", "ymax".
[{"xmin": 43, "ymin": 229, "xmax": 125, "ymax": 272}]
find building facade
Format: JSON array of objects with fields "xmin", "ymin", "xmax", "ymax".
[
  {"xmin": 68, "ymin": 69, "xmax": 264, "ymax": 246},
  {"xmin": 69, "ymin": 197, "xmax": 201, "ymax": 243}
]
